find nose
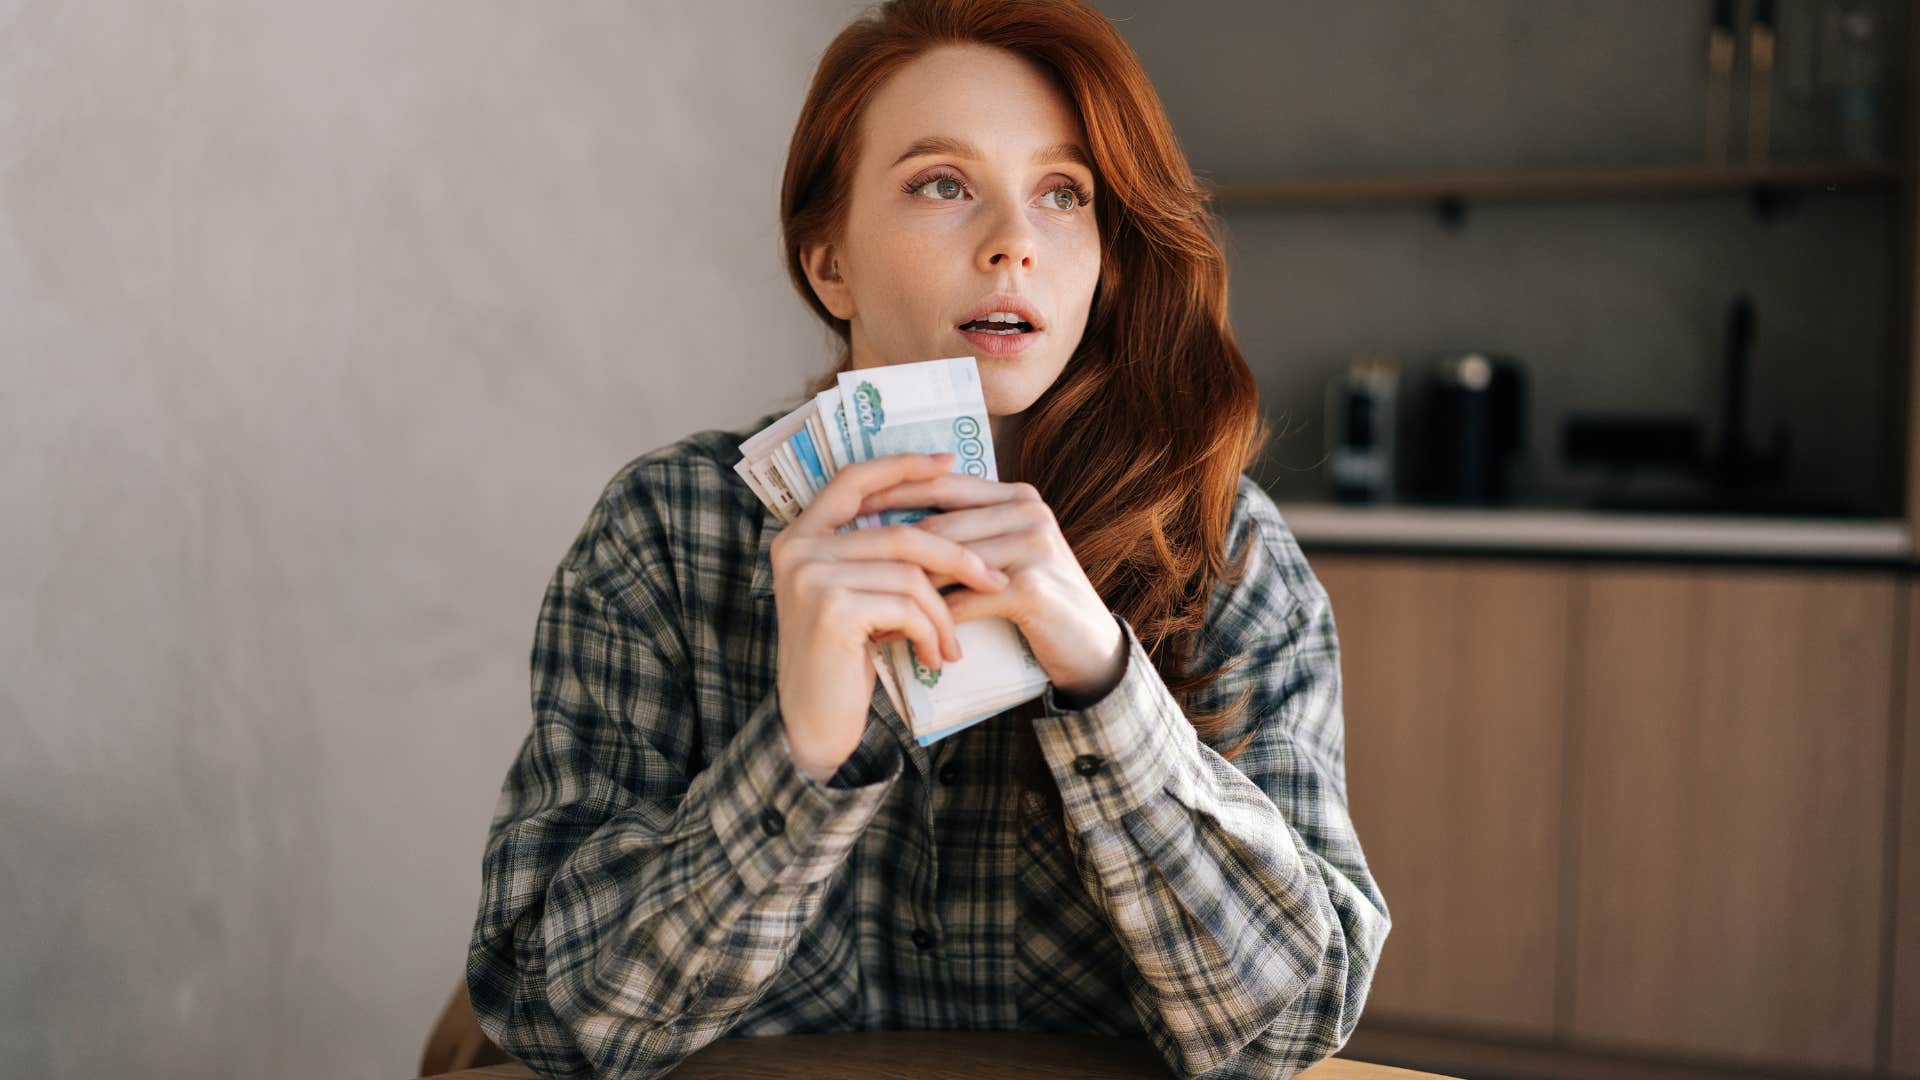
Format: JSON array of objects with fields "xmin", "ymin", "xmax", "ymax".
[{"xmin": 976, "ymin": 202, "xmax": 1036, "ymax": 274}]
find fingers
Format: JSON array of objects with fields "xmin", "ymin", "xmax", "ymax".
[
  {"xmin": 850, "ymin": 587, "xmax": 951, "ymax": 670},
  {"xmin": 812, "ymin": 523, "xmax": 1009, "ymax": 595},
  {"xmin": 857, "ymin": 475, "xmax": 1038, "ymax": 516},
  {"xmin": 918, "ymin": 532, "xmax": 1027, "ymax": 590},
  {"xmin": 814, "ymin": 561, "xmax": 961, "ymax": 665},
  {"xmin": 791, "ymin": 452, "xmax": 956, "ymax": 537},
  {"xmin": 902, "ymin": 501, "xmax": 1040, "ymax": 546}
]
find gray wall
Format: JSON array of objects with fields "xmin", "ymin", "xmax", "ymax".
[
  {"xmin": 2, "ymin": 2, "xmax": 864, "ymax": 1076},
  {"xmin": 1097, "ymin": 0, "xmax": 1905, "ymax": 512}
]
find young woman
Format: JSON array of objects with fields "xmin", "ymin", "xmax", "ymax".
[{"xmin": 466, "ymin": 2, "xmax": 1391, "ymax": 1077}]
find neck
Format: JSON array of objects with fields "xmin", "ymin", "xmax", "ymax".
[{"xmin": 991, "ymin": 411, "xmax": 1024, "ymax": 485}]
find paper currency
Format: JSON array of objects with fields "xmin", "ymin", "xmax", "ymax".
[{"xmin": 734, "ymin": 356, "xmax": 1051, "ymax": 744}]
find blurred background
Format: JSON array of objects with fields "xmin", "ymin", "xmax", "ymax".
[{"xmin": 2, "ymin": 2, "xmax": 1915, "ymax": 1078}]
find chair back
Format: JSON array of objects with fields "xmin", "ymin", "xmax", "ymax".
[{"xmin": 419, "ymin": 977, "xmax": 515, "ymax": 1076}]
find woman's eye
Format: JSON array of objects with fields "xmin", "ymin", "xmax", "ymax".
[
  {"xmin": 912, "ymin": 175, "xmax": 966, "ymax": 201},
  {"xmin": 905, "ymin": 173, "xmax": 1089, "ymax": 210}
]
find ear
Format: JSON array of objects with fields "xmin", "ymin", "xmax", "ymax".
[{"xmin": 800, "ymin": 241, "xmax": 856, "ymax": 321}]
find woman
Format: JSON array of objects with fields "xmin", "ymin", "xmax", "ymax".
[{"xmin": 466, "ymin": 2, "xmax": 1390, "ymax": 1078}]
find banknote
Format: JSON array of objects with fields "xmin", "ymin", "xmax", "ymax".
[{"xmin": 835, "ymin": 357, "xmax": 998, "ymax": 527}]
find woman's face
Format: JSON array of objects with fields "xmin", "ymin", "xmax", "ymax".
[{"xmin": 803, "ymin": 43, "xmax": 1102, "ymax": 418}]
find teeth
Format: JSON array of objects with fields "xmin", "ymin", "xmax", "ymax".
[{"xmin": 961, "ymin": 310, "xmax": 1034, "ymax": 333}]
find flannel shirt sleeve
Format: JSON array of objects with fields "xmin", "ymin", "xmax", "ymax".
[
  {"xmin": 1029, "ymin": 493, "xmax": 1391, "ymax": 1079},
  {"xmin": 466, "ymin": 488, "xmax": 904, "ymax": 1080}
]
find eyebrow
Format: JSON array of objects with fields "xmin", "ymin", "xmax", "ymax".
[{"xmin": 889, "ymin": 135, "xmax": 1092, "ymax": 171}]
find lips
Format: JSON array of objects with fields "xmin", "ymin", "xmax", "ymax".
[
  {"xmin": 954, "ymin": 294, "xmax": 1045, "ymax": 332},
  {"xmin": 956, "ymin": 323, "xmax": 1041, "ymax": 357},
  {"xmin": 958, "ymin": 317, "xmax": 1033, "ymax": 333}
]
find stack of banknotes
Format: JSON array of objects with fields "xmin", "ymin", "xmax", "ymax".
[{"xmin": 734, "ymin": 355, "xmax": 1051, "ymax": 745}]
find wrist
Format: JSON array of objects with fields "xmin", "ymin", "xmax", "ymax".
[
  {"xmin": 779, "ymin": 717, "xmax": 844, "ymax": 785},
  {"xmin": 1051, "ymin": 610, "xmax": 1127, "ymax": 706},
  {"xmin": 793, "ymin": 752, "xmax": 837, "ymax": 785}
]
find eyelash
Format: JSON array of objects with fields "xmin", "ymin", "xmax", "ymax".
[{"xmin": 900, "ymin": 166, "xmax": 1094, "ymax": 211}]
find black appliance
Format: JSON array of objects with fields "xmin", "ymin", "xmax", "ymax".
[{"xmin": 1418, "ymin": 352, "xmax": 1528, "ymax": 505}]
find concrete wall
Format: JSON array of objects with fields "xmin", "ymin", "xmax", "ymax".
[{"xmin": 1, "ymin": 2, "xmax": 863, "ymax": 1076}]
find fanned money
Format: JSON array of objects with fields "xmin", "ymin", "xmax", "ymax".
[{"xmin": 734, "ymin": 356, "xmax": 1051, "ymax": 745}]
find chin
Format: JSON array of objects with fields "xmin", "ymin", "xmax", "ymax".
[
  {"xmin": 981, "ymin": 382, "xmax": 1042, "ymax": 418},
  {"xmin": 963, "ymin": 348, "xmax": 1059, "ymax": 416}
]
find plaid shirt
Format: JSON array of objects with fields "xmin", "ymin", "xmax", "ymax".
[{"xmin": 467, "ymin": 407, "xmax": 1391, "ymax": 1080}]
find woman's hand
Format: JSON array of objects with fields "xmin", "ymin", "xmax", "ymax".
[
  {"xmin": 771, "ymin": 452, "xmax": 1011, "ymax": 783},
  {"xmin": 855, "ymin": 475, "xmax": 1128, "ymax": 706}
]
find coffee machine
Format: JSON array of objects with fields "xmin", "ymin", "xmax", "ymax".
[
  {"xmin": 1325, "ymin": 350, "xmax": 1530, "ymax": 506},
  {"xmin": 1324, "ymin": 353, "xmax": 1402, "ymax": 504},
  {"xmin": 1417, "ymin": 352, "xmax": 1528, "ymax": 505}
]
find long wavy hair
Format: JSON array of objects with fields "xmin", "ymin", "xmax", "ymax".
[{"xmin": 779, "ymin": 0, "xmax": 1271, "ymax": 784}]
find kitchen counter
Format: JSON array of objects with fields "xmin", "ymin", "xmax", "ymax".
[{"xmin": 1271, "ymin": 501, "xmax": 1913, "ymax": 564}]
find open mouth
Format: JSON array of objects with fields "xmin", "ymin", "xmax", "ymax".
[{"xmin": 956, "ymin": 319, "xmax": 1034, "ymax": 335}]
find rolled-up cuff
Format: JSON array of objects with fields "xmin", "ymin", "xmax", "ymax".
[
  {"xmin": 707, "ymin": 689, "xmax": 903, "ymax": 893},
  {"xmin": 1031, "ymin": 614, "xmax": 1194, "ymax": 832}
]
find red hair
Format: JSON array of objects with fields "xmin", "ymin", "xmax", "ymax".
[{"xmin": 781, "ymin": 0, "xmax": 1270, "ymax": 768}]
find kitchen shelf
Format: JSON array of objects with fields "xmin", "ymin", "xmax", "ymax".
[
  {"xmin": 1208, "ymin": 159, "xmax": 1901, "ymax": 210},
  {"xmin": 1271, "ymin": 500, "xmax": 1912, "ymax": 562}
]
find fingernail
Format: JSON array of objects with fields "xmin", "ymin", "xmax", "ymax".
[{"xmin": 991, "ymin": 569, "xmax": 1010, "ymax": 585}]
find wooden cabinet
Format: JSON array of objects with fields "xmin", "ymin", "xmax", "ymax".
[
  {"xmin": 1566, "ymin": 567, "xmax": 1898, "ymax": 1071},
  {"xmin": 1315, "ymin": 555, "xmax": 1573, "ymax": 1037},
  {"xmin": 1319, "ymin": 554, "xmax": 1910, "ymax": 1075},
  {"xmin": 1894, "ymin": 582, "xmax": 1920, "ymax": 1077}
]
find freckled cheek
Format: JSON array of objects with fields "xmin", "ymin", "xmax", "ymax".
[
  {"xmin": 1051, "ymin": 232, "xmax": 1101, "ymax": 310},
  {"xmin": 1042, "ymin": 219, "xmax": 1099, "ymax": 263},
  {"xmin": 882, "ymin": 236, "xmax": 952, "ymax": 308},
  {"xmin": 856, "ymin": 239, "xmax": 952, "ymax": 342},
  {"xmin": 851, "ymin": 220, "xmax": 932, "ymax": 284},
  {"xmin": 869, "ymin": 215, "xmax": 949, "ymax": 261}
]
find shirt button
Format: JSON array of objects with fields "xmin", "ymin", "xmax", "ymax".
[
  {"xmin": 1072, "ymin": 754, "xmax": 1105, "ymax": 778},
  {"xmin": 759, "ymin": 807, "xmax": 786, "ymax": 836},
  {"xmin": 910, "ymin": 928, "xmax": 936, "ymax": 951},
  {"xmin": 937, "ymin": 761, "xmax": 960, "ymax": 785}
]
